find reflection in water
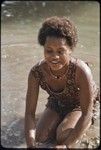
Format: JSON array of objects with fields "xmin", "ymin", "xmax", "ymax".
[{"xmin": 1, "ymin": 1, "xmax": 100, "ymax": 148}]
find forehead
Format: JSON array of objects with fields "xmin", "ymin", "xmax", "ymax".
[{"xmin": 45, "ymin": 36, "xmax": 67, "ymax": 47}]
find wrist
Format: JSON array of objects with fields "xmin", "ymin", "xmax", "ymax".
[
  {"xmin": 29, "ymin": 129, "xmax": 36, "ymax": 139},
  {"xmin": 27, "ymin": 136, "xmax": 36, "ymax": 148}
]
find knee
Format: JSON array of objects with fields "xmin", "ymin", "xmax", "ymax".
[
  {"xmin": 56, "ymin": 125, "xmax": 62, "ymax": 141},
  {"xmin": 56, "ymin": 125, "xmax": 65, "ymax": 144},
  {"xmin": 56, "ymin": 125, "xmax": 72, "ymax": 144},
  {"xmin": 35, "ymin": 128, "xmax": 49, "ymax": 142}
]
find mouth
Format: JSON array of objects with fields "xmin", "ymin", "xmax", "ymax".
[
  {"xmin": 48, "ymin": 60, "xmax": 63, "ymax": 70},
  {"xmin": 50, "ymin": 60, "xmax": 60, "ymax": 65}
]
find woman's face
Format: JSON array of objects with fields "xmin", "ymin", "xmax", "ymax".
[{"xmin": 44, "ymin": 36, "xmax": 72, "ymax": 71}]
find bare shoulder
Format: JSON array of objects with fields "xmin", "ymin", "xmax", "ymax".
[
  {"xmin": 76, "ymin": 59, "xmax": 92, "ymax": 75},
  {"xmin": 28, "ymin": 60, "xmax": 45, "ymax": 83},
  {"xmin": 31, "ymin": 59, "xmax": 46, "ymax": 70},
  {"xmin": 75, "ymin": 59, "xmax": 93, "ymax": 85}
]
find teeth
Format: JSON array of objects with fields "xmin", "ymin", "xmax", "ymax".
[{"xmin": 51, "ymin": 61, "xmax": 58, "ymax": 64}]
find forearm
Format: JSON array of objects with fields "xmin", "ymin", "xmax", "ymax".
[
  {"xmin": 25, "ymin": 113, "xmax": 36, "ymax": 147},
  {"xmin": 63, "ymin": 114, "xmax": 92, "ymax": 148}
]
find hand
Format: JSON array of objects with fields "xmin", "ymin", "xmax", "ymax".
[
  {"xmin": 55, "ymin": 145, "xmax": 67, "ymax": 149},
  {"xmin": 28, "ymin": 129, "xmax": 36, "ymax": 148},
  {"xmin": 28, "ymin": 137, "xmax": 36, "ymax": 148}
]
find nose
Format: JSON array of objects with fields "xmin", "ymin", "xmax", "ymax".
[{"xmin": 52, "ymin": 53, "xmax": 59, "ymax": 59}]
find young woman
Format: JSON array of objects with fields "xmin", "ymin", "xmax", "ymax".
[{"xmin": 25, "ymin": 16, "xmax": 99, "ymax": 148}]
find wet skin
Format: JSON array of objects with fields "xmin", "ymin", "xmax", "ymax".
[{"xmin": 25, "ymin": 37, "xmax": 93, "ymax": 148}]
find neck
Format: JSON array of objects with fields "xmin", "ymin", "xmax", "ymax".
[
  {"xmin": 50, "ymin": 57, "xmax": 70, "ymax": 76},
  {"xmin": 51, "ymin": 63, "xmax": 68, "ymax": 77},
  {"xmin": 48, "ymin": 59, "xmax": 70, "ymax": 80}
]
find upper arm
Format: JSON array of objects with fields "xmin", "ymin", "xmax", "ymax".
[
  {"xmin": 76, "ymin": 61, "xmax": 94, "ymax": 116},
  {"xmin": 25, "ymin": 69, "xmax": 39, "ymax": 116}
]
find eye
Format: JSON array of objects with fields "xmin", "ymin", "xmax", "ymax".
[
  {"xmin": 58, "ymin": 50, "xmax": 65, "ymax": 55},
  {"xmin": 46, "ymin": 49, "xmax": 53, "ymax": 54}
]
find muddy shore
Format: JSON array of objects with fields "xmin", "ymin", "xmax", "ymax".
[{"xmin": 1, "ymin": 107, "xmax": 100, "ymax": 149}]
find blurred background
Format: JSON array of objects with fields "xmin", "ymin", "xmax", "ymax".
[{"xmin": 1, "ymin": 1, "xmax": 100, "ymax": 148}]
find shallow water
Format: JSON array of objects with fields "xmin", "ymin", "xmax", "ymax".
[{"xmin": 1, "ymin": 1, "xmax": 100, "ymax": 148}]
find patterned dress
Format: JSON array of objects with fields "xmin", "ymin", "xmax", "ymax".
[{"xmin": 31, "ymin": 57, "xmax": 100, "ymax": 123}]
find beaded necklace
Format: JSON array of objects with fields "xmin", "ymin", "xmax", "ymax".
[{"xmin": 48, "ymin": 64, "xmax": 69, "ymax": 80}]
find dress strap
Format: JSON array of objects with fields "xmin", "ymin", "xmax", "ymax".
[
  {"xmin": 31, "ymin": 61, "xmax": 43, "ymax": 81},
  {"xmin": 66, "ymin": 58, "xmax": 77, "ymax": 84}
]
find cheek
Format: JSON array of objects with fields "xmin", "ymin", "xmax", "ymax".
[
  {"xmin": 44, "ymin": 54, "xmax": 50, "ymax": 60},
  {"xmin": 61, "ymin": 55, "xmax": 68, "ymax": 62},
  {"xmin": 44, "ymin": 52, "xmax": 48, "ymax": 58}
]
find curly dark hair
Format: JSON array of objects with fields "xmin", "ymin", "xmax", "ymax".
[{"xmin": 38, "ymin": 16, "xmax": 78, "ymax": 50}]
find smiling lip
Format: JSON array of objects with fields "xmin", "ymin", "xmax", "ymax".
[{"xmin": 50, "ymin": 60, "xmax": 60, "ymax": 64}]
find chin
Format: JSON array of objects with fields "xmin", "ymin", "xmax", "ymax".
[{"xmin": 50, "ymin": 65, "xmax": 63, "ymax": 71}]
